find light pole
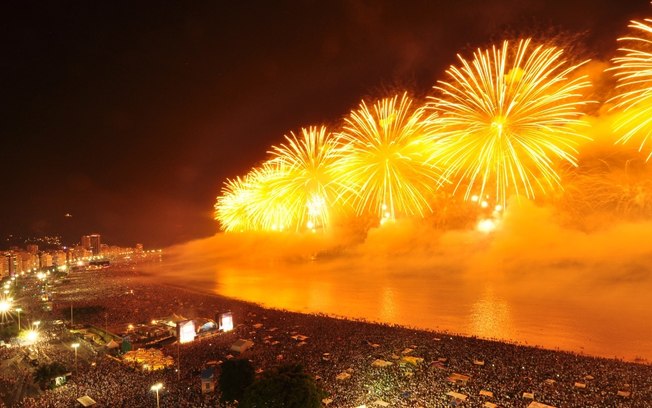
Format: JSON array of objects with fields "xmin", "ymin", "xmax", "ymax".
[
  {"xmin": 72, "ymin": 343, "xmax": 80, "ymax": 373},
  {"xmin": 150, "ymin": 383, "xmax": 163, "ymax": 408},
  {"xmin": 33, "ymin": 320, "xmax": 41, "ymax": 331},
  {"xmin": 15, "ymin": 307, "xmax": 22, "ymax": 330}
]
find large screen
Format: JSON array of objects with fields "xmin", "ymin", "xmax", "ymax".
[
  {"xmin": 219, "ymin": 312, "xmax": 234, "ymax": 332},
  {"xmin": 177, "ymin": 320, "xmax": 196, "ymax": 343}
]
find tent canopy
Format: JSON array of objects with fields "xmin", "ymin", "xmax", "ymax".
[{"xmin": 77, "ymin": 396, "xmax": 96, "ymax": 407}]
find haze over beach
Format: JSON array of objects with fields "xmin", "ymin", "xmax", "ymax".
[{"xmin": 154, "ymin": 194, "xmax": 652, "ymax": 362}]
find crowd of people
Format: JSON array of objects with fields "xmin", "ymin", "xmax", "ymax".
[{"xmin": 3, "ymin": 263, "xmax": 651, "ymax": 407}]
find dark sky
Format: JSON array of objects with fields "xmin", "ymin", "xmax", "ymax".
[{"xmin": 1, "ymin": 0, "xmax": 650, "ymax": 248}]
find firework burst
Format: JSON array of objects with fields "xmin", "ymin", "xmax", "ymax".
[
  {"xmin": 610, "ymin": 19, "xmax": 652, "ymax": 160},
  {"xmin": 268, "ymin": 126, "xmax": 339, "ymax": 231},
  {"xmin": 215, "ymin": 127, "xmax": 339, "ymax": 232},
  {"xmin": 215, "ymin": 176, "xmax": 254, "ymax": 232},
  {"xmin": 215, "ymin": 163, "xmax": 292, "ymax": 232},
  {"xmin": 334, "ymin": 93, "xmax": 443, "ymax": 222},
  {"xmin": 426, "ymin": 39, "xmax": 591, "ymax": 205}
]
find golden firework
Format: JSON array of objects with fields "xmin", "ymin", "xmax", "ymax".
[
  {"xmin": 215, "ymin": 163, "xmax": 292, "ymax": 232},
  {"xmin": 268, "ymin": 126, "xmax": 339, "ymax": 231},
  {"xmin": 334, "ymin": 93, "xmax": 443, "ymax": 222},
  {"xmin": 610, "ymin": 19, "xmax": 652, "ymax": 160},
  {"xmin": 427, "ymin": 39, "xmax": 591, "ymax": 205},
  {"xmin": 215, "ymin": 176, "xmax": 253, "ymax": 232}
]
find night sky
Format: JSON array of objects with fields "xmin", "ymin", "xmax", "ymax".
[{"xmin": 1, "ymin": 0, "xmax": 650, "ymax": 248}]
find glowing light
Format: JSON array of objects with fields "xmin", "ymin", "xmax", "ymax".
[
  {"xmin": 477, "ymin": 218, "xmax": 497, "ymax": 233},
  {"xmin": 219, "ymin": 312, "xmax": 234, "ymax": 332},
  {"xmin": 25, "ymin": 330, "xmax": 39, "ymax": 343},
  {"xmin": 334, "ymin": 92, "xmax": 443, "ymax": 221},
  {"xmin": 0, "ymin": 299, "xmax": 10, "ymax": 313},
  {"xmin": 426, "ymin": 39, "xmax": 591, "ymax": 205},
  {"xmin": 177, "ymin": 320, "xmax": 196, "ymax": 344},
  {"xmin": 151, "ymin": 383, "xmax": 163, "ymax": 392},
  {"xmin": 610, "ymin": 18, "xmax": 652, "ymax": 160}
]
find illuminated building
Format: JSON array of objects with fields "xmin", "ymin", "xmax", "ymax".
[
  {"xmin": 5, "ymin": 253, "xmax": 17, "ymax": 277},
  {"xmin": 90, "ymin": 234, "xmax": 101, "ymax": 255},
  {"xmin": 0, "ymin": 256, "xmax": 7, "ymax": 280},
  {"xmin": 81, "ymin": 235, "xmax": 91, "ymax": 251},
  {"xmin": 52, "ymin": 251, "xmax": 67, "ymax": 267},
  {"xmin": 39, "ymin": 253, "xmax": 53, "ymax": 268}
]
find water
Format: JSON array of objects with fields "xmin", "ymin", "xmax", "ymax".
[{"xmin": 193, "ymin": 257, "xmax": 651, "ymax": 362}]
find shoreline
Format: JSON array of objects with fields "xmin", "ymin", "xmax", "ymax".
[{"xmin": 156, "ymin": 275, "xmax": 649, "ymax": 366}]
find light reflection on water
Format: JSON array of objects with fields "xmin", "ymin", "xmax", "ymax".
[{"xmin": 209, "ymin": 262, "xmax": 652, "ymax": 362}]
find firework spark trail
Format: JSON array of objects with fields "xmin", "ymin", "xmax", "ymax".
[
  {"xmin": 334, "ymin": 92, "xmax": 443, "ymax": 222},
  {"xmin": 268, "ymin": 126, "xmax": 339, "ymax": 231},
  {"xmin": 610, "ymin": 19, "xmax": 652, "ymax": 160},
  {"xmin": 426, "ymin": 39, "xmax": 591, "ymax": 206},
  {"xmin": 215, "ymin": 176, "xmax": 253, "ymax": 232},
  {"xmin": 215, "ymin": 163, "xmax": 293, "ymax": 232}
]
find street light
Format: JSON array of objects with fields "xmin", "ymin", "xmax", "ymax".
[
  {"xmin": 33, "ymin": 320, "xmax": 41, "ymax": 330},
  {"xmin": 0, "ymin": 299, "xmax": 10, "ymax": 313},
  {"xmin": 150, "ymin": 383, "xmax": 163, "ymax": 408},
  {"xmin": 26, "ymin": 330, "xmax": 39, "ymax": 344},
  {"xmin": 71, "ymin": 343, "xmax": 80, "ymax": 372},
  {"xmin": 15, "ymin": 307, "xmax": 22, "ymax": 330}
]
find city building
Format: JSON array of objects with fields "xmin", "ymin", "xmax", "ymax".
[
  {"xmin": 89, "ymin": 234, "xmax": 101, "ymax": 255},
  {"xmin": 81, "ymin": 235, "xmax": 91, "ymax": 251},
  {"xmin": 39, "ymin": 253, "xmax": 53, "ymax": 268}
]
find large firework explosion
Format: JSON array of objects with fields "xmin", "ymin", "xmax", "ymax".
[
  {"xmin": 334, "ymin": 93, "xmax": 443, "ymax": 222},
  {"xmin": 215, "ymin": 128, "xmax": 340, "ymax": 232},
  {"xmin": 215, "ymin": 6, "xmax": 652, "ymax": 233},
  {"xmin": 267, "ymin": 126, "xmax": 340, "ymax": 231},
  {"xmin": 426, "ymin": 39, "xmax": 592, "ymax": 206},
  {"xmin": 610, "ymin": 18, "xmax": 652, "ymax": 160},
  {"xmin": 215, "ymin": 163, "xmax": 292, "ymax": 232}
]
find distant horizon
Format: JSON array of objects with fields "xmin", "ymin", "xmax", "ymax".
[{"xmin": 0, "ymin": 232, "xmax": 157, "ymax": 250}]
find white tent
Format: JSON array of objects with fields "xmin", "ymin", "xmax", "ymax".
[
  {"xmin": 77, "ymin": 396, "xmax": 96, "ymax": 407},
  {"xmin": 527, "ymin": 402, "xmax": 557, "ymax": 408},
  {"xmin": 446, "ymin": 391, "xmax": 468, "ymax": 401},
  {"xmin": 230, "ymin": 339, "xmax": 254, "ymax": 353},
  {"xmin": 447, "ymin": 373, "xmax": 470, "ymax": 384}
]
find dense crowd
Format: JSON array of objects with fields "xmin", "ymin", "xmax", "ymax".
[{"xmin": 4, "ymin": 265, "xmax": 651, "ymax": 407}]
